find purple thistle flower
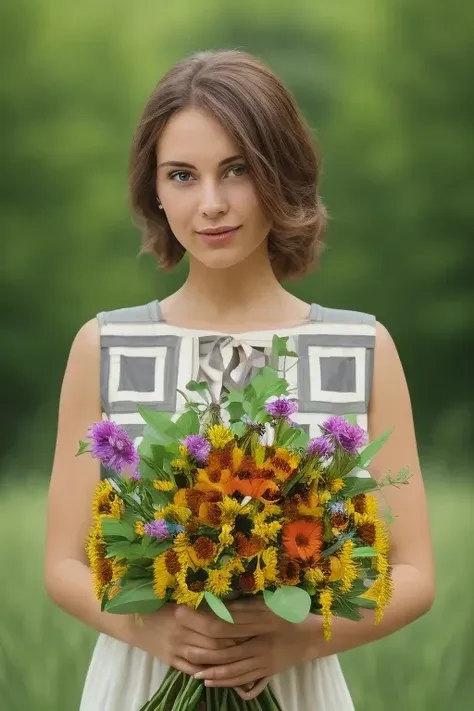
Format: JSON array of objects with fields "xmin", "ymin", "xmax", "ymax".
[
  {"xmin": 183, "ymin": 434, "xmax": 211, "ymax": 464},
  {"xmin": 130, "ymin": 469, "xmax": 141, "ymax": 482},
  {"xmin": 307, "ymin": 436, "xmax": 335, "ymax": 459},
  {"xmin": 321, "ymin": 416, "xmax": 368, "ymax": 455},
  {"xmin": 88, "ymin": 420, "xmax": 139, "ymax": 473},
  {"xmin": 144, "ymin": 519, "xmax": 169, "ymax": 539},
  {"xmin": 265, "ymin": 396, "xmax": 298, "ymax": 421}
]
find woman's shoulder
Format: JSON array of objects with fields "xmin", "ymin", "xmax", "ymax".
[{"xmin": 311, "ymin": 303, "xmax": 376, "ymax": 327}]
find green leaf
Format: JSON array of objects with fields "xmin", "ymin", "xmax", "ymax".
[
  {"xmin": 226, "ymin": 401, "xmax": 245, "ymax": 422},
  {"xmin": 137, "ymin": 406, "xmax": 181, "ymax": 442},
  {"xmin": 105, "ymin": 541, "xmax": 146, "ymax": 560},
  {"xmin": 349, "ymin": 595, "xmax": 377, "ymax": 610},
  {"xmin": 185, "ymin": 380, "xmax": 210, "ymax": 392},
  {"xmin": 331, "ymin": 598, "xmax": 364, "ymax": 622},
  {"xmin": 263, "ymin": 586, "xmax": 311, "ymax": 623},
  {"xmin": 230, "ymin": 421, "xmax": 246, "ymax": 437},
  {"xmin": 271, "ymin": 335, "xmax": 298, "ymax": 361},
  {"xmin": 76, "ymin": 440, "xmax": 90, "ymax": 456},
  {"xmin": 281, "ymin": 426, "xmax": 309, "ymax": 449},
  {"xmin": 203, "ymin": 591, "xmax": 234, "ymax": 623},
  {"xmin": 150, "ymin": 488, "xmax": 173, "ymax": 508},
  {"xmin": 342, "ymin": 475, "xmax": 378, "ymax": 498},
  {"xmin": 225, "ymin": 390, "xmax": 244, "ymax": 403},
  {"xmin": 175, "ymin": 409, "xmax": 199, "ymax": 436},
  {"xmin": 358, "ymin": 428, "xmax": 393, "ymax": 468},
  {"xmin": 344, "ymin": 413, "xmax": 358, "ymax": 425},
  {"xmin": 103, "ymin": 579, "xmax": 165, "ymax": 615},
  {"xmin": 141, "ymin": 537, "xmax": 173, "ymax": 558},
  {"xmin": 351, "ymin": 546, "xmax": 377, "ymax": 558},
  {"xmin": 101, "ymin": 518, "xmax": 135, "ymax": 542}
]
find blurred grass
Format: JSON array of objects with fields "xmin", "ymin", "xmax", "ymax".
[{"xmin": 0, "ymin": 472, "xmax": 472, "ymax": 709}]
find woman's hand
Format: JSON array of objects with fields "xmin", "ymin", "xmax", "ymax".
[
  {"xmin": 133, "ymin": 603, "xmax": 241, "ymax": 677},
  {"xmin": 191, "ymin": 598, "xmax": 318, "ymax": 697}
]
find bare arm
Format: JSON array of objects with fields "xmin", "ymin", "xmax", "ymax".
[
  {"xmin": 305, "ymin": 320, "xmax": 435, "ymax": 657},
  {"xmin": 44, "ymin": 319, "xmax": 236, "ymax": 674},
  {"xmin": 44, "ymin": 319, "xmax": 138, "ymax": 644}
]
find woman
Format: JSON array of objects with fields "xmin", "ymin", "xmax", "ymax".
[{"xmin": 45, "ymin": 49, "xmax": 435, "ymax": 710}]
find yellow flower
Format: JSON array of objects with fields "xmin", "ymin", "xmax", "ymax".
[
  {"xmin": 220, "ymin": 495, "xmax": 251, "ymax": 524},
  {"xmin": 111, "ymin": 559, "xmax": 128, "ymax": 583},
  {"xmin": 156, "ymin": 504, "xmax": 191, "ymax": 525},
  {"xmin": 179, "ymin": 444, "xmax": 188, "ymax": 457},
  {"xmin": 329, "ymin": 478, "xmax": 345, "ymax": 494},
  {"xmin": 252, "ymin": 519, "xmax": 281, "ymax": 543},
  {"xmin": 297, "ymin": 491, "xmax": 323, "ymax": 518},
  {"xmin": 207, "ymin": 424, "xmax": 234, "ymax": 449},
  {"xmin": 86, "ymin": 522, "xmax": 113, "ymax": 599},
  {"xmin": 206, "ymin": 567, "xmax": 233, "ymax": 596},
  {"xmin": 174, "ymin": 568, "xmax": 205, "ymax": 608},
  {"xmin": 254, "ymin": 556, "xmax": 266, "ymax": 592},
  {"xmin": 221, "ymin": 557, "xmax": 245, "ymax": 576},
  {"xmin": 153, "ymin": 480, "xmax": 176, "ymax": 492},
  {"xmin": 337, "ymin": 539, "xmax": 359, "ymax": 593},
  {"xmin": 319, "ymin": 587, "xmax": 334, "ymax": 640},
  {"xmin": 373, "ymin": 519, "xmax": 390, "ymax": 558},
  {"xmin": 218, "ymin": 524, "xmax": 234, "ymax": 547},
  {"xmin": 305, "ymin": 566, "xmax": 326, "ymax": 586},
  {"xmin": 319, "ymin": 490, "xmax": 332, "ymax": 504},
  {"xmin": 365, "ymin": 493, "xmax": 378, "ymax": 518},
  {"xmin": 361, "ymin": 569, "xmax": 393, "ymax": 622},
  {"xmin": 92, "ymin": 480, "xmax": 122, "ymax": 522},
  {"xmin": 134, "ymin": 521, "xmax": 145, "ymax": 536},
  {"xmin": 261, "ymin": 547, "xmax": 279, "ymax": 583},
  {"xmin": 328, "ymin": 556, "xmax": 344, "ymax": 582},
  {"xmin": 172, "ymin": 458, "xmax": 187, "ymax": 469},
  {"xmin": 153, "ymin": 552, "xmax": 176, "ymax": 599}
]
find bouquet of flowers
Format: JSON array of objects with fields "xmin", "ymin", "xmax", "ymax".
[{"xmin": 78, "ymin": 337, "xmax": 409, "ymax": 711}]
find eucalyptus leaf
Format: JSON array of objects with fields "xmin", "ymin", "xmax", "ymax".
[
  {"xmin": 203, "ymin": 591, "xmax": 234, "ymax": 623},
  {"xmin": 263, "ymin": 586, "xmax": 311, "ymax": 623},
  {"xmin": 226, "ymin": 401, "xmax": 245, "ymax": 422},
  {"xmin": 230, "ymin": 421, "xmax": 246, "ymax": 437},
  {"xmin": 137, "ymin": 406, "xmax": 181, "ymax": 441},
  {"xmin": 105, "ymin": 541, "xmax": 147, "ymax": 560}
]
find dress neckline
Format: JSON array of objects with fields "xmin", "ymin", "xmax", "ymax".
[{"xmin": 152, "ymin": 300, "xmax": 318, "ymax": 336}]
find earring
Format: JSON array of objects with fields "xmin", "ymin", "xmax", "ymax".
[{"xmin": 156, "ymin": 197, "xmax": 163, "ymax": 210}]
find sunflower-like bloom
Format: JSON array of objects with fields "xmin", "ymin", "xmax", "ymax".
[
  {"xmin": 262, "ymin": 448, "xmax": 300, "ymax": 483},
  {"xmin": 206, "ymin": 566, "xmax": 233, "ymax": 596},
  {"xmin": 92, "ymin": 480, "xmax": 123, "ymax": 522},
  {"xmin": 155, "ymin": 504, "xmax": 191, "ymax": 525},
  {"xmin": 86, "ymin": 523, "xmax": 113, "ymax": 599}
]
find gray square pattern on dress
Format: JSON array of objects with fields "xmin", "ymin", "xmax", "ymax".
[
  {"xmin": 118, "ymin": 355, "xmax": 156, "ymax": 393},
  {"xmin": 320, "ymin": 356, "xmax": 356, "ymax": 393}
]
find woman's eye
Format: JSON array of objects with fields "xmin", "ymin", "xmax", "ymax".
[
  {"xmin": 170, "ymin": 171, "xmax": 193, "ymax": 182},
  {"xmin": 228, "ymin": 164, "xmax": 247, "ymax": 177}
]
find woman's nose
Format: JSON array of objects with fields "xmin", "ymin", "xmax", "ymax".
[{"xmin": 199, "ymin": 182, "xmax": 228, "ymax": 218}]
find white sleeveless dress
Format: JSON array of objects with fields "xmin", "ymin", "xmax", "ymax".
[{"xmin": 80, "ymin": 300, "xmax": 376, "ymax": 710}]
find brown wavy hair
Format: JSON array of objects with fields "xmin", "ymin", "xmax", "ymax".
[{"xmin": 129, "ymin": 49, "xmax": 328, "ymax": 279}]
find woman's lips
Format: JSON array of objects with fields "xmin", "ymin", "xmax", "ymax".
[{"xmin": 198, "ymin": 226, "xmax": 241, "ymax": 244}]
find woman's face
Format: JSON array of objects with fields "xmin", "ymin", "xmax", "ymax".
[{"xmin": 155, "ymin": 108, "xmax": 272, "ymax": 270}]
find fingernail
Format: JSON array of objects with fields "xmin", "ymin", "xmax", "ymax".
[{"xmin": 194, "ymin": 671, "xmax": 205, "ymax": 680}]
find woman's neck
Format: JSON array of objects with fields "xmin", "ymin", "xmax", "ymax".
[{"xmin": 159, "ymin": 249, "xmax": 311, "ymax": 331}]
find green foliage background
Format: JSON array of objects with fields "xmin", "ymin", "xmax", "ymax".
[{"xmin": 1, "ymin": 0, "xmax": 473, "ymax": 707}]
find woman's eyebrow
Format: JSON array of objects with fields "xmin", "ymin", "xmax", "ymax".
[{"xmin": 157, "ymin": 154, "xmax": 243, "ymax": 170}]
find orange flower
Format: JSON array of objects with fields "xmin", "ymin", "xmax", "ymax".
[
  {"xmin": 227, "ymin": 476, "xmax": 279, "ymax": 502},
  {"xmin": 282, "ymin": 519, "xmax": 324, "ymax": 561},
  {"xmin": 235, "ymin": 532, "xmax": 265, "ymax": 557}
]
